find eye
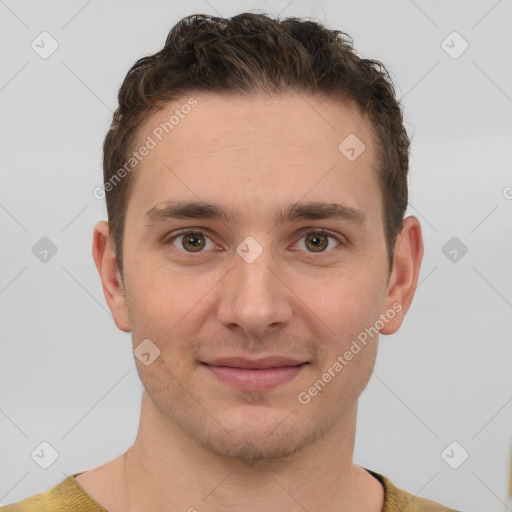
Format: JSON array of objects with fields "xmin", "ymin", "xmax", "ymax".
[
  {"xmin": 163, "ymin": 228, "xmax": 344, "ymax": 255},
  {"xmin": 165, "ymin": 231, "xmax": 216, "ymax": 253},
  {"xmin": 294, "ymin": 229, "xmax": 343, "ymax": 253}
]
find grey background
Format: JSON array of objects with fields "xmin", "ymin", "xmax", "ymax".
[{"xmin": 1, "ymin": 0, "xmax": 511, "ymax": 510}]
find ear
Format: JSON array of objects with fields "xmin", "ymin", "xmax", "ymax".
[
  {"xmin": 380, "ymin": 216, "xmax": 423, "ymax": 335},
  {"xmin": 92, "ymin": 221, "xmax": 131, "ymax": 333}
]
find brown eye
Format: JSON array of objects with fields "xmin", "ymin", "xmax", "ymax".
[
  {"xmin": 304, "ymin": 232, "xmax": 329, "ymax": 252},
  {"xmin": 166, "ymin": 231, "xmax": 213, "ymax": 253},
  {"xmin": 295, "ymin": 229, "xmax": 342, "ymax": 253},
  {"xmin": 181, "ymin": 232, "xmax": 206, "ymax": 252}
]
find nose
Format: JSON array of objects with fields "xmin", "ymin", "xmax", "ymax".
[{"xmin": 216, "ymin": 241, "xmax": 293, "ymax": 340}]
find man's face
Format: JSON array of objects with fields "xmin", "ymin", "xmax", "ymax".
[{"xmin": 117, "ymin": 93, "xmax": 398, "ymax": 464}]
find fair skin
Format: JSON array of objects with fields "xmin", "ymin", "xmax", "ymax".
[{"xmin": 85, "ymin": 92, "xmax": 423, "ymax": 512}]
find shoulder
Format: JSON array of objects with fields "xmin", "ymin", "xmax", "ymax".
[
  {"xmin": 365, "ymin": 469, "xmax": 462, "ymax": 512},
  {"xmin": 0, "ymin": 474, "xmax": 107, "ymax": 512}
]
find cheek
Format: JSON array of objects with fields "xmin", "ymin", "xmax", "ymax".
[
  {"xmin": 300, "ymin": 268, "xmax": 385, "ymax": 330},
  {"xmin": 125, "ymin": 264, "xmax": 217, "ymax": 361},
  {"xmin": 126, "ymin": 258, "xmax": 198, "ymax": 320},
  {"xmin": 304, "ymin": 271, "xmax": 385, "ymax": 385},
  {"xmin": 312, "ymin": 297, "xmax": 381, "ymax": 408}
]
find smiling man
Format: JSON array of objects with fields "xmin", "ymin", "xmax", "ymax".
[{"xmin": 2, "ymin": 12, "xmax": 461, "ymax": 512}]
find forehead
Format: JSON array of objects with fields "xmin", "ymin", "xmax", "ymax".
[
  {"xmin": 135, "ymin": 92, "xmax": 375, "ymax": 157},
  {"xmin": 127, "ymin": 92, "xmax": 381, "ymax": 225}
]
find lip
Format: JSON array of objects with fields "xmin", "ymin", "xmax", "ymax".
[
  {"xmin": 202, "ymin": 356, "xmax": 308, "ymax": 391},
  {"xmin": 204, "ymin": 356, "xmax": 306, "ymax": 369}
]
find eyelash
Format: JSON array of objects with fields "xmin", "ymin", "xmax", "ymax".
[{"xmin": 163, "ymin": 228, "xmax": 345, "ymax": 256}]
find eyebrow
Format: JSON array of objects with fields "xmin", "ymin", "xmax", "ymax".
[{"xmin": 144, "ymin": 200, "xmax": 366, "ymax": 226}]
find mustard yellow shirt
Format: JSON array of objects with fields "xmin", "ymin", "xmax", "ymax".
[{"xmin": 0, "ymin": 469, "xmax": 460, "ymax": 511}]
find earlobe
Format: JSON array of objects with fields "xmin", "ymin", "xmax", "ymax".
[
  {"xmin": 380, "ymin": 216, "xmax": 423, "ymax": 335},
  {"xmin": 92, "ymin": 221, "xmax": 131, "ymax": 333}
]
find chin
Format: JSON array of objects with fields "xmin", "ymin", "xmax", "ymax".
[
  {"xmin": 199, "ymin": 431, "xmax": 311, "ymax": 468},
  {"xmin": 189, "ymin": 409, "xmax": 328, "ymax": 468}
]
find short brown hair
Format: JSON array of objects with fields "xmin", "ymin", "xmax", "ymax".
[{"xmin": 103, "ymin": 12, "xmax": 410, "ymax": 276}]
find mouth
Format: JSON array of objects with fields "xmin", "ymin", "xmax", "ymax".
[{"xmin": 201, "ymin": 356, "xmax": 309, "ymax": 391}]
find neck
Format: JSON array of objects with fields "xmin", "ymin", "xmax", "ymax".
[{"xmin": 121, "ymin": 392, "xmax": 383, "ymax": 512}]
